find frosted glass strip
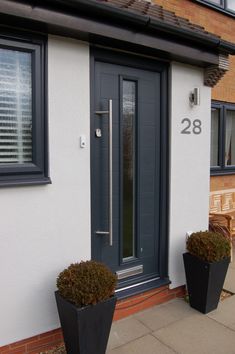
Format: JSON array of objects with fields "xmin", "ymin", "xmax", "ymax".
[{"xmin": 122, "ymin": 80, "xmax": 136, "ymax": 260}]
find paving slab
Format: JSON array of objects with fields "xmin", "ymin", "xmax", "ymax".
[
  {"xmin": 224, "ymin": 267, "xmax": 235, "ymax": 293},
  {"xmin": 153, "ymin": 313, "xmax": 235, "ymax": 354},
  {"xmin": 229, "ymin": 250, "xmax": 235, "ymax": 269},
  {"xmin": 230, "ymin": 261, "xmax": 235, "ymax": 269},
  {"xmin": 134, "ymin": 298, "xmax": 196, "ymax": 331},
  {"xmin": 229, "ymin": 257, "xmax": 235, "ymax": 269},
  {"xmin": 106, "ymin": 334, "xmax": 177, "ymax": 354},
  {"xmin": 207, "ymin": 295, "xmax": 235, "ymax": 330},
  {"xmin": 107, "ymin": 317, "xmax": 150, "ymax": 350}
]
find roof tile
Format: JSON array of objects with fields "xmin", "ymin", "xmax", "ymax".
[{"xmin": 98, "ymin": 0, "xmax": 220, "ymax": 39}]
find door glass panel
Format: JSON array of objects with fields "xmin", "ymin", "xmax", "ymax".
[
  {"xmin": 122, "ymin": 80, "xmax": 136, "ymax": 259},
  {"xmin": 210, "ymin": 108, "xmax": 219, "ymax": 167},
  {"xmin": 225, "ymin": 110, "xmax": 235, "ymax": 166}
]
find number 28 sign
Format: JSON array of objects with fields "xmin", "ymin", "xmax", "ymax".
[{"xmin": 180, "ymin": 118, "xmax": 202, "ymax": 135}]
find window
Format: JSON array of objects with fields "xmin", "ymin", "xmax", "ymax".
[
  {"xmin": 0, "ymin": 34, "xmax": 49, "ymax": 186},
  {"xmin": 208, "ymin": 0, "xmax": 223, "ymax": 5},
  {"xmin": 198, "ymin": 0, "xmax": 235, "ymax": 14},
  {"xmin": 210, "ymin": 102, "xmax": 235, "ymax": 174},
  {"xmin": 227, "ymin": 0, "xmax": 235, "ymax": 11}
]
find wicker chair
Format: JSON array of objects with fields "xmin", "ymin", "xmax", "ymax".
[{"xmin": 209, "ymin": 213, "xmax": 234, "ymax": 262}]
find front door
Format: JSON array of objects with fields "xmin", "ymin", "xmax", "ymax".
[{"xmin": 91, "ymin": 50, "xmax": 168, "ymax": 290}]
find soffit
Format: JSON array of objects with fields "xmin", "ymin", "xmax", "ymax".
[{"xmin": 0, "ymin": 0, "xmax": 234, "ymax": 86}]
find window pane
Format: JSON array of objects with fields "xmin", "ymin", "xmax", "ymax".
[
  {"xmin": 208, "ymin": 0, "xmax": 222, "ymax": 4},
  {"xmin": 211, "ymin": 108, "xmax": 219, "ymax": 167},
  {"xmin": 122, "ymin": 80, "xmax": 136, "ymax": 259},
  {"xmin": 0, "ymin": 48, "xmax": 32, "ymax": 164},
  {"xmin": 227, "ymin": 0, "xmax": 235, "ymax": 10},
  {"xmin": 225, "ymin": 110, "xmax": 235, "ymax": 166}
]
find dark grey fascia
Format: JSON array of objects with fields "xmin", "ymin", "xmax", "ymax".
[
  {"xmin": 0, "ymin": 0, "xmax": 230, "ymax": 67},
  {"xmin": 41, "ymin": 0, "xmax": 235, "ymax": 55}
]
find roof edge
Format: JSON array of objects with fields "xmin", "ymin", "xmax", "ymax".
[
  {"xmin": 43, "ymin": 0, "xmax": 150, "ymax": 27},
  {"xmin": 43, "ymin": 0, "xmax": 235, "ymax": 55}
]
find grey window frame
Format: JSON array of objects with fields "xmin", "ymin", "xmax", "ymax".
[
  {"xmin": 195, "ymin": 0, "xmax": 235, "ymax": 16},
  {"xmin": 0, "ymin": 33, "xmax": 49, "ymax": 187},
  {"xmin": 211, "ymin": 101, "xmax": 235, "ymax": 175}
]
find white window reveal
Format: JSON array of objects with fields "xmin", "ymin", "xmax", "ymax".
[{"xmin": 211, "ymin": 107, "xmax": 220, "ymax": 167}]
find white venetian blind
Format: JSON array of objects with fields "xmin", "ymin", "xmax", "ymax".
[{"xmin": 0, "ymin": 48, "xmax": 32, "ymax": 164}]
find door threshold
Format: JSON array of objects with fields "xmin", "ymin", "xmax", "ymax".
[
  {"xmin": 114, "ymin": 282, "xmax": 185, "ymax": 321},
  {"xmin": 115, "ymin": 277, "xmax": 170, "ymax": 300}
]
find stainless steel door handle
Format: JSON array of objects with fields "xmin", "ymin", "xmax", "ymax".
[
  {"xmin": 95, "ymin": 99, "xmax": 113, "ymax": 246},
  {"xmin": 109, "ymin": 99, "xmax": 113, "ymax": 246}
]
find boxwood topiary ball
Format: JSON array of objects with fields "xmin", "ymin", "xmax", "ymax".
[
  {"xmin": 186, "ymin": 231, "xmax": 231, "ymax": 263},
  {"xmin": 57, "ymin": 260, "xmax": 117, "ymax": 307}
]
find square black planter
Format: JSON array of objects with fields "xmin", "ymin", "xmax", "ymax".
[
  {"xmin": 183, "ymin": 252, "xmax": 230, "ymax": 314},
  {"xmin": 55, "ymin": 291, "xmax": 117, "ymax": 354}
]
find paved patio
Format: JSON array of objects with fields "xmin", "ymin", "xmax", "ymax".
[
  {"xmin": 45, "ymin": 248, "xmax": 235, "ymax": 354},
  {"xmin": 107, "ymin": 247, "xmax": 235, "ymax": 354}
]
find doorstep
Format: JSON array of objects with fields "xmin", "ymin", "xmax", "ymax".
[{"xmin": 114, "ymin": 284, "xmax": 185, "ymax": 320}]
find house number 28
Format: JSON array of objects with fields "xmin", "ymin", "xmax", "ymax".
[{"xmin": 181, "ymin": 118, "xmax": 202, "ymax": 135}]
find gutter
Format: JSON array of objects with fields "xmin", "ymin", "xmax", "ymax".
[
  {"xmin": 41, "ymin": 0, "xmax": 235, "ymax": 55},
  {"xmin": 149, "ymin": 18, "xmax": 235, "ymax": 55},
  {"xmin": 42, "ymin": 0, "xmax": 150, "ymax": 27}
]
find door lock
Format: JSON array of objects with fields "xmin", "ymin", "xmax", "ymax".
[{"xmin": 95, "ymin": 128, "xmax": 102, "ymax": 138}]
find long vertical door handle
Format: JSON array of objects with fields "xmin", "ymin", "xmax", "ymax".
[
  {"xmin": 95, "ymin": 99, "xmax": 113, "ymax": 246},
  {"xmin": 108, "ymin": 99, "xmax": 113, "ymax": 246}
]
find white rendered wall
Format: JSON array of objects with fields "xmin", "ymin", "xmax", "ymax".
[
  {"xmin": 169, "ymin": 62, "xmax": 211, "ymax": 288},
  {"xmin": 0, "ymin": 36, "xmax": 90, "ymax": 346}
]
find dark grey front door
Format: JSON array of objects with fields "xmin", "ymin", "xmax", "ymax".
[{"xmin": 91, "ymin": 53, "xmax": 166, "ymax": 289}]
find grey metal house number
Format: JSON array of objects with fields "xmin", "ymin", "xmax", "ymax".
[{"xmin": 181, "ymin": 118, "xmax": 202, "ymax": 135}]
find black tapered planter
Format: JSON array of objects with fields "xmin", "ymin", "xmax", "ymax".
[
  {"xmin": 55, "ymin": 291, "xmax": 117, "ymax": 354},
  {"xmin": 183, "ymin": 252, "xmax": 230, "ymax": 314}
]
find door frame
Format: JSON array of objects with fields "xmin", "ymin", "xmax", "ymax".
[{"xmin": 90, "ymin": 47, "xmax": 170, "ymax": 295}]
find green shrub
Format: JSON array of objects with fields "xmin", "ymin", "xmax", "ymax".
[
  {"xmin": 57, "ymin": 260, "xmax": 117, "ymax": 307},
  {"xmin": 186, "ymin": 231, "xmax": 231, "ymax": 263}
]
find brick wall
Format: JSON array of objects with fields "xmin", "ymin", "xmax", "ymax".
[
  {"xmin": 0, "ymin": 329, "xmax": 64, "ymax": 354},
  {"xmin": 153, "ymin": 0, "xmax": 235, "ymax": 102},
  {"xmin": 153, "ymin": 0, "xmax": 235, "ymax": 191},
  {"xmin": 210, "ymin": 175, "xmax": 235, "ymax": 191}
]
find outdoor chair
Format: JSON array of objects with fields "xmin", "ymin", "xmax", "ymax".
[{"xmin": 209, "ymin": 212, "xmax": 235, "ymax": 261}]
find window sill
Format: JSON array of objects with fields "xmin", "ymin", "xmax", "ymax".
[
  {"xmin": 211, "ymin": 170, "xmax": 235, "ymax": 176},
  {"xmin": 194, "ymin": 0, "xmax": 235, "ymax": 18},
  {"xmin": 0, "ymin": 177, "xmax": 52, "ymax": 187}
]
